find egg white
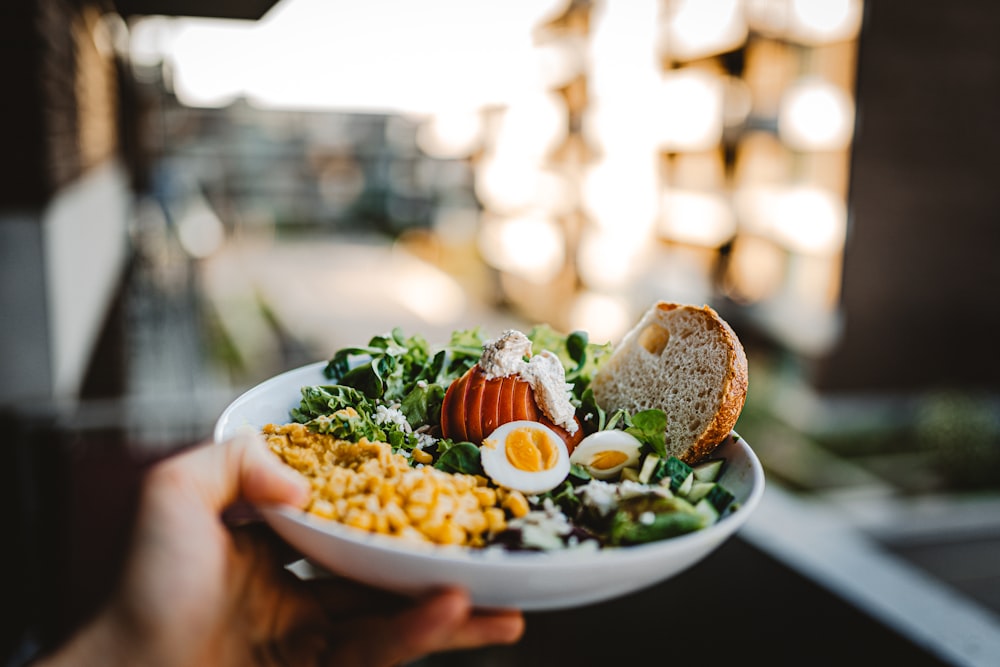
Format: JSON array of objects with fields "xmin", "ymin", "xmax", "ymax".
[
  {"xmin": 569, "ymin": 430, "xmax": 642, "ymax": 480},
  {"xmin": 481, "ymin": 421, "xmax": 570, "ymax": 495}
]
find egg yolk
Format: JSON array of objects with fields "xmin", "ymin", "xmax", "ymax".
[
  {"xmin": 588, "ymin": 450, "xmax": 629, "ymax": 470},
  {"xmin": 506, "ymin": 427, "xmax": 559, "ymax": 472}
]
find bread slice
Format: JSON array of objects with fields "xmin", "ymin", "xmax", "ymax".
[{"xmin": 590, "ymin": 302, "xmax": 748, "ymax": 464}]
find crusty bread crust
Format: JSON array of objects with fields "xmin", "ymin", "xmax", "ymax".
[{"xmin": 590, "ymin": 302, "xmax": 748, "ymax": 464}]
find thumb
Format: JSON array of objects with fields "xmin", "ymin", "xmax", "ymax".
[
  {"xmin": 233, "ymin": 431, "xmax": 311, "ymax": 508},
  {"xmin": 153, "ymin": 431, "xmax": 310, "ymax": 514}
]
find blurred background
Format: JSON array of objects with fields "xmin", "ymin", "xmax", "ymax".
[{"xmin": 2, "ymin": 0, "xmax": 999, "ymax": 665}]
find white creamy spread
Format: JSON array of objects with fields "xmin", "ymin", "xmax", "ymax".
[
  {"xmin": 479, "ymin": 330, "xmax": 578, "ymax": 433},
  {"xmin": 479, "ymin": 330, "xmax": 533, "ymax": 379}
]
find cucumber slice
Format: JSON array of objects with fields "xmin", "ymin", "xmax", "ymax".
[
  {"xmin": 677, "ymin": 471, "xmax": 694, "ymax": 496},
  {"xmin": 620, "ymin": 467, "xmax": 641, "ymax": 483},
  {"xmin": 638, "ymin": 454, "xmax": 661, "ymax": 484},
  {"xmin": 663, "ymin": 456, "xmax": 693, "ymax": 491},
  {"xmin": 692, "ymin": 458, "xmax": 724, "ymax": 482},
  {"xmin": 694, "ymin": 498, "xmax": 720, "ymax": 524},
  {"xmin": 608, "ymin": 495, "xmax": 706, "ymax": 545},
  {"xmin": 705, "ymin": 484, "xmax": 736, "ymax": 513},
  {"xmin": 686, "ymin": 481, "xmax": 716, "ymax": 503}
]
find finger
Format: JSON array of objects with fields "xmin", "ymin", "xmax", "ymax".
[
  {"xmin": 324, "ymin": 587, "xmax": 523, "ymax": 666},
  {"xmin": 432, "ymin": 607, "xmax": 525, "ymax": 653},
  {"xmin": 306, "ymin": 576, "xmax": 415, "ymax": 617},
  {"xmin": 323, "ymin": 587, "xmax": 468, "ymax": 666},
  {"xmin": 151, "ymin": 432, "xmax": 310, "ymax": 514},
  {"xmin": 381, "ymin": 588, "xmax": 524, "ymax": 657}
]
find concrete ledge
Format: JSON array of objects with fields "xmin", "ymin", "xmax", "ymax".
[{"xmin": 742, "ymin": 483, "xmax": 1000, "ymax": 667}]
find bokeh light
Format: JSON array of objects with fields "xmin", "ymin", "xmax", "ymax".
[{"xmin": 778, "ymin": 78, "xmax": 855, "ymax": 151}]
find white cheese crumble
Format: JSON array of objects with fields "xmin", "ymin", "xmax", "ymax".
[
  {"xmin": 478, "ymin": 330, "xmax": 578, "ymax": 433},
  {"xmin": 373, "ymin": 404, "xmax": 412, "ymax": 432},
  {"xmin": 576, "ymin": 478, "xmax": 672, "ymax": 516},
  {"xmin": 414, "ymin": 432, "xmax": 437, "ymax": 450},
  {"xmin": 506, "ymin": 498, "xmax": 597, "ymax": 551}
]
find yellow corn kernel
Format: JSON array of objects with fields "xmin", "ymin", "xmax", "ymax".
[
  {"xmin": 484, "ymin": 507, "xmax": 507, "ymax": 533},
  {"xmin": 344, "ymin": 509, "xmax": 374, "ymax": 531},
  {"xmin": 458, "ymin": 493, "xmax": 480, "ymax": 512},
  {"xmin": 396, "ymin": 525, "xmax": 429, "ymax": 543},
  {"xmin": 324, "ymin": 478, "xmax": 346, "ymax": 498},
  {"xmin": 376, "ymin": 482, "xmax": 395, "ymax": 504},
  {"xmin": 472, "ymin": 486, "xmax": 497, "ymax": 507},
  {"xmin": 418, "ymin": 518, "xmax": 445, "ymax": 541},
  {"xmin": 454, "ymin": 510, "xmax": 488, "ymax": 536},
  {"xmin": 405, "ymin": 503, "xmax": 430, "ymax": 521},
  {"xmin": 450, "ymin": 475, "xmax": 474, "ymax": 493},
  {"xmin": 436, "ymin": 522, "xmax": 467, "ymax": 545},
  {"xmin": 372, "ymin": 512, "xmax": 390, "ymax": 534},
  {"xmin": 411, "ymin": 448, "xmax": 433, "ymax": 465},
  {"xmin": 384, "ymin": 501, "xmax": 409, "ymax": 532},
  {"xmin": 310, "ymin": 499, "xmax": 336, "ymax": 519},
  {"xmin": 502, "ymin": 490, "xmax": 530, "ymax": 518},
  {"xmin": 334, "ymin": 498, "xmax": 349, "ymax": 518},
  {"xmin": 409, "ymin": 484, "xmax": 435, "ymax": 506},
  {"xmin": 431, "ymin": 492, "xmax": 456, "ymax": 517}
]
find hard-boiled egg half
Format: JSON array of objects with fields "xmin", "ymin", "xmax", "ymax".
[
  {"xmin": 481, "ymin": 421, "xmax": 570, "ymax": 495},
  {"xmin": 569, "ymin": 430, "xmax": 642, "ymax": 480}
]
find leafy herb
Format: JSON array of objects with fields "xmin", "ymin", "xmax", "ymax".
[
  {"xmin": 528, "ymin": 325, "xmax": 612, "ymax": 401},
  {"xmin": 399, "ymin": 382, "xmax": 445, "ymax": 429},
  {"xmin": 291, "ymin": 385, "xmax": 372, "ymax": 423},
  {"xmin": 305, "ymin": 404, "xmax": 384, "ymax": 444},
  {"xmin": 323, "ymin": 327, "xmax": 480, "ymax": 405},
  {"xmin": 625, "ymin": 409, "xmax": 668, "ymax": 458},
  {"xmin": 540, "ymin": 479, "xmax": 584, "ymax": 518},
  {"xmin": 433, "ymin": 440, "xmax": 484, "ymax": 475},
  {"xmin": 577, "ymin": 388, "xmax": 606, "ymax": 432}
]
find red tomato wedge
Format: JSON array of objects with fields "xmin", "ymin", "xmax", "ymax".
[
  {"xmin": 441, "ymin": 367, "xmax": 470, "ymax": 442},
  {"xmin": 541, "ymin": 415, "xmax": 584, "ymax": 454},
  {"xmin": 513, "ymin": 380, "xmax": 540, "ymax": 422},
  {"xmin": 497, "ymin": 375, "xmax": 517, "ymax": 425},
  {"xmin": 464, "ymin": 369, "xmax": 487, "ymax": 444},
  {"xmin": 480, "ymin": 374, "xmax": 504, "ymax": 437},
  {"xmin": 441, "ymin": 365, "xmax": 585, "ymax": 451}
]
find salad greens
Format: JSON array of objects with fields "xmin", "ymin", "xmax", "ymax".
[
  {"xmin": 302, "ymin": 325, "xmax": 616, "ymax": 473},
  {"xmin": 289, "ymin": 324, "xmax": 736, "ymax": 550}
]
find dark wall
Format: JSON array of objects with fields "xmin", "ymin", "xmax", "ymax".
[
  {"xmin": 0, "ymin": 0, "xmax": 80, "ymax": 208},
  {"xmin": 815, "ymin": 0, "xmax": 1000, "ymax": 393}
]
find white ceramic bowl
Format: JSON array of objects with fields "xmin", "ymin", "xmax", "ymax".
[{"xmin": 214, "ymin": 361, "xmax": 765, "ymax": 611}]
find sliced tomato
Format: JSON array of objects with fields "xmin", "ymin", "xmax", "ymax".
[
  {"xmin": 464, "ymin": 369, "xmax": 487, "ymax": 444},
  {"xmin": 515, "ymin": 380, "xmax": 540, "ymax": 422},
  {"xmin": 541, "ymin": 415, "xmax": 584, "ymax": 455},
  {"xmin": 497, "ymin": 375, "xmax": 517, "ymax": 425},
  {"xmin": 440, "ymin": 367, "xmax": 472, "ymax": 441},
  {"xmin": 448, "ymin": 369, "xmax": 584, "ymax": 450},
  {"xmin": 480, "ymin": 375, "xmax": 504, "ymax": 438}
]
